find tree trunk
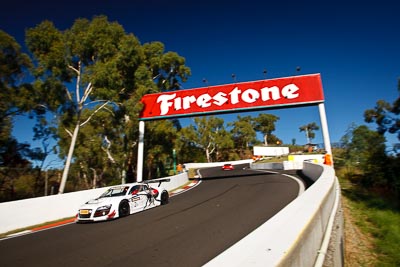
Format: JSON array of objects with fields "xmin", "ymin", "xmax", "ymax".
[
  {"xmin": 90, "ymin": 168, "xmax": 97, "ymax": 189},
  {"xmin": 206, "ymin": 147, "xmax": 211, "ymax": 163},
  {"xmin": 58, "ymin": 121, "xmax": 80, "ymax": 194},
  {"xmin": 81, "ymin": 171, "xmax": 90, "ymax": 189}
]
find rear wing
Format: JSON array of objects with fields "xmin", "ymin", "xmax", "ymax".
[{"xmin": 145, "ymin": 178, "xmax": 171, "ymax": 187}]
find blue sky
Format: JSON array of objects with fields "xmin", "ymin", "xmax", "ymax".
[{"xmin": 3, "ymin": 0, "xmax": 400, "ymax": 163}]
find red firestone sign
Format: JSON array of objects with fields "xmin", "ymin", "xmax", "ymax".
[{"xmin": 139, "ymin": 73, "xmax": 324, "ymax": 120}]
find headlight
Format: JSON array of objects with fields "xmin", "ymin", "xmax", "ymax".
[{"xmin": 94, "ymin": 204, "xmax": 112, "ymax": 217}]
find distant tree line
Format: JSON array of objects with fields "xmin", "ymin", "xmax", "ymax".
[{"xmin": 334, "ymin": 86, "xmax": 400, "ymax": 201}]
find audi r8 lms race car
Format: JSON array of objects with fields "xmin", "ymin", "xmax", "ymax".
[{"xmin": 76, "ymin": 180, "xmax": 169, "ymax": 222}]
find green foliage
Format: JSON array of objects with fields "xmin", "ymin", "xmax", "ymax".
[
  {"xmin": 252, "ymin": 113, "xmax": 280, "ymax": 144},
  {"xmin": 0, "ymin": 30, "xmax": 38, "ymax": 200},
  {"xmin": 24, "ymin": 15, "xmax": 191, "ymax": 191},
  {"xmin": 0, "ymin": 140, "xmax": 32, "ymax": 201},
  {"xmin": 178, "ymin": 116, "xmax": 234, "ymax": 163},
  {"xmin": 0, "ymin": 30, "xmax": 32, "ymax": 88},
  {"xmin": 340, "ymin": 124, "xmax": 392, "ymax": 189},
  {"xmin": 364, "ymin": 83, "xmax": 400, "ymax": 147},
  {"xmin": 299, "ymin": 122, "xmax": 319, "ymax": 143},
  {"xmin": 143, "ymin": 120, "xmax": 177, "ymax": 180},
  {"xmin": 2, "ymin": 17, "xmax": 286, "ymax": 198},
  {"xmin": 364, "ymin": 79, "xmax": 400, "ymax": 157},
  {"xmin": 229, "ymin": 115, "xmax": 256, "ymax": 149},
  {"xmin": 287, "ymin": 144, "xmax": 304, "ymax": 153},
  {"xmin": 13, "ymin": 173, "xmax": 36, "ymax": 199},
  {"xmin": 0, "ymin": 30, "xmax": 34, "ymax": 159}
]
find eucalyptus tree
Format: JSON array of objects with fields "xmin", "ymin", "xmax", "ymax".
[
  {"xmin": 228, "ymin": 115, "xmax": 256, "ymax": 149},
  {"xmin": 175, "ymin": 127, "xmax": 205, "ymax": 163},
  {"xmin": 0, "ymin": 30, "xmax": 33, "ymax": 113},
  {"xmin": 213, "ymin": 121, "xmax": 235, "ymax": 162},
  {"xmin": 0, "ymin": 30, "xmax": 33, "ymax": 156},
  {"xmin": 65, "ymin": 107, "xmax": 123, "ymax": 189},
  {"xmin": 143, "ymin": 120, "xmax": 178, "ymax": 180},
  {"xmin": 0, "ymin": 30, "xmax": 34, "ymax": 200},
  {"xmin": 180, "ymin": 116, "xmax": 232, "ymax": 162},
  {"xmin": 299, "ymin": 122, "xmax": 320, "ymax": 144},
  {"xmin": 340, "ymin": 125, "xmax": 388, "ymax": 188},
  {"xmin": 364, "ymin": 81, "xmax": 400, "ymax": 153},
  {"xmin": 25, "ymin": 16, "xmax": 190, "ymax": 193},
  {"xmin": 252, "ymin": 113, "xmax": 280, "ymax": 145}
]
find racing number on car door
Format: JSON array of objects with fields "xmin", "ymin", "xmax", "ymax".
[{"xmin": 129, "ymin": 185, "xmax": 147, "ymax": 211}]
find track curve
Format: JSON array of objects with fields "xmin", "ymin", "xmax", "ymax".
[{"xmin": 0, "ymin": 164, "xmax": 304, "ymax": 267}]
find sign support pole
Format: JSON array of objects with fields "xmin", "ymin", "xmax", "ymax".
[
  {"xmin": 318, "ymin": 103, "xmax": 333, "ymax": 160},
  {"xmin": 137, "ymin": 120, "xmax": 145, "ymax": 182}
]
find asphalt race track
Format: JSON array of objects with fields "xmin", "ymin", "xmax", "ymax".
[{"xmin": 0, "ymin": 164, "xmax": 304, "ymax": 267}]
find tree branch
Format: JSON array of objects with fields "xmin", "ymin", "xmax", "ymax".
[
  {"xmin": 68, "ymin": 64, "xmax": 79, "ymax": 75},
  {"xmin": 80, "ymin": 101, "xmax": 110, "ymax": 127},
  {"xmin": 84, "ymin": 99, "xmax": 114, "ymax": 107},
  {"xmin": 64, "ymin": 128, "xmax": 73, "ymax": 138},
  {"xmin": 101, "ymin": 135, "xmax": 116, "ymax": 163},
  {"xmin": 81, "ymin": 82, "xmax": 93, "ymax": 104},
  {"xmin": 64, "ymin": 87, "xmax": 73, "ymax": 101}
]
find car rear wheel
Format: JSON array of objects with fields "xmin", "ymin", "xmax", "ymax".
[
  {"xmin": 161, "ymin": 191, "xmax": 169, "ymax": 205},
  {"xmin": 119, "ymin": 200, "xmax": 130, "ymax": 217}
]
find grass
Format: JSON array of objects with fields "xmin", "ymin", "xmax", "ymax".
[
  {"xmin": 256, "ymin": 156, "xmax": 288, "ymax": 163},
  {"xmin": 187, "ymin": 168, "xmax": 197, "ymax": 179},
  {"xmin": 340, "ymin": 180, "xmax": 400, "ymax": 266}
]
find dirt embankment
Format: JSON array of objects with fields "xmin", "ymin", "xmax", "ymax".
[{"xmin": 342, "ymin": 197, "xmax": 378, "ymax": 266}]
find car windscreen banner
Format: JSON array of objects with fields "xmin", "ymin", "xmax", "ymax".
[{"xmin": 139, "ymin": 73, "xmax": 324, "ymax": 120}]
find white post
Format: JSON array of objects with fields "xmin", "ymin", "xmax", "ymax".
[
  {"xmin": 318, "ymin": 103, "xmax": 332, "ymax": 156},
  {"xmin": 137, "ymin": 120, "xmax": 145, "ymax": 182}
]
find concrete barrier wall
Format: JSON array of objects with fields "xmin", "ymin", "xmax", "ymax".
[
  {"xmin": 250, "ymin": 154, "xmax": 326, "ymax": 171},
  {"xmin": 205, "ymin": 162, "xmax": 343, "ymax": 267},
  {"xmin": 183, "ymin": 159, "xmax": 253, "ymax": 170},
  {"xmin": 0, "ymin": 172, "xmax": 188, "ymax": 234},
  {"xmin": 303, "ymin": 162, "xmax": 324, "ymax": 182},
  {"xmin": 288, "ymin": 154, "xmax": 325, "ymax": 164},
  {"xmin": 251, "ymin": 162, "xmax": 284, "ymax": 170}
]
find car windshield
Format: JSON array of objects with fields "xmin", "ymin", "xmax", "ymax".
[{"xmin": 99, "ymin": 186, "xmax": 128, "ymax": 198}]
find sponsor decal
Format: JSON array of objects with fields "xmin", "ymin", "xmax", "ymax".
[
  {"xmin": 79, "ymin": 209, "xmax": 90, "ymax": 215},
  {"xmin": 131, "ymin": 196, "xmax": 140, "ymax": 202},
  {"xmin": 139, "ymin": 74, "xmax": 324, "ymax": 120}
]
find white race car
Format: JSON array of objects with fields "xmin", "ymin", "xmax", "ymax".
[{"xmin": 76, "ymin": 180, "xmax": 169, "ymax": 222}]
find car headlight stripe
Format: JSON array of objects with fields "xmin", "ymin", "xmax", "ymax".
[{"xmin": 96, "ymin": 204, "xmax": 112, "ymax": 211}]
